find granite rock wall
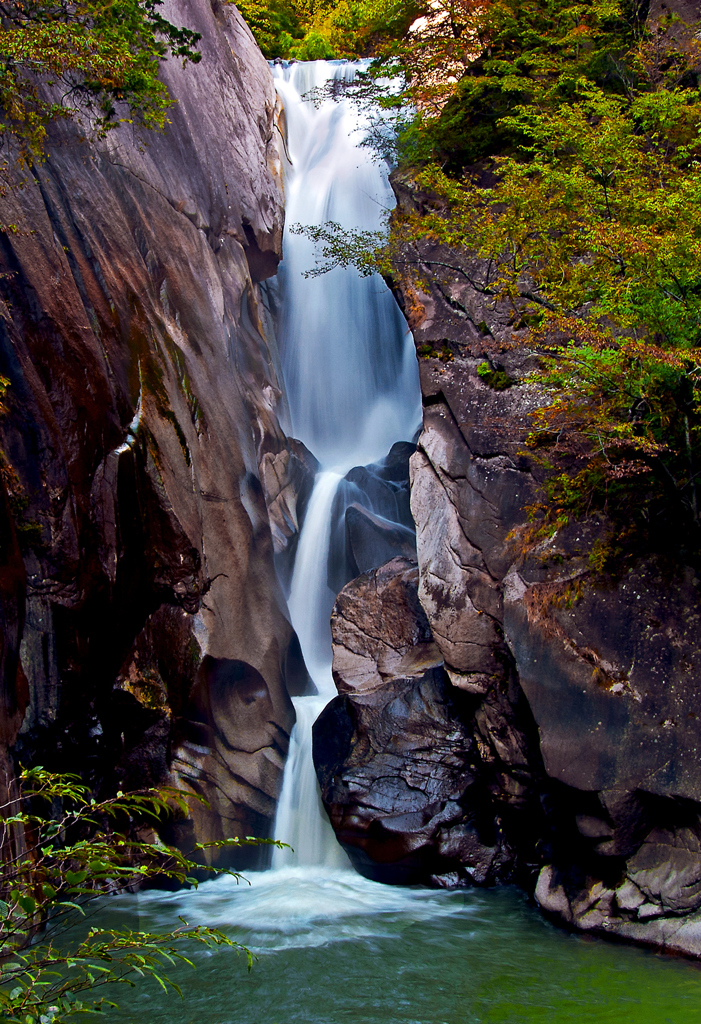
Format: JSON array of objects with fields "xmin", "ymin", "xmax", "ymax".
[{"xmin": 0, "ymin": 0, "xmax": 307, "ymax": 861}]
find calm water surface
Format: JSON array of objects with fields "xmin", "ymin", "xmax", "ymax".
[{"xmin": 94, "ymin": 867, "xmax": 701, "ymax": 1024}]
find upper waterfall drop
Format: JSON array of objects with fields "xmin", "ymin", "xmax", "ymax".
[
  {"xmin": 270, "ymin": 60, "xmax": 422, "ymax": 870},
  {"xmin": 273, "ymin": 60, "xmax": 421, "ymax": 472}
]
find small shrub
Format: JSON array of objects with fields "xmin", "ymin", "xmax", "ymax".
[
  {"xmin": 0, "ymin": 768, "xmax": 282, "ymax": 1022},
  {"xmin": 476, "ymin": 361, "xmax": 514, "ymax": 390}
]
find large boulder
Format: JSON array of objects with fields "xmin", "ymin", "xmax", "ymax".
[
  {"xmin": 314, "ymin": 557, "xmax": 534, "ymax": 886},
  {"xmin": 331, "ymin": 556, "xmax": 442, "ymax": 694},
  {"xmin": 328, "ymin": 441, "xmax": 417, "ymax": 594}
]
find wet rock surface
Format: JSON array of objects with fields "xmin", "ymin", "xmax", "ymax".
[
  {"xmin": 261, "ymin": 437, "xmax": 319, "ymax": 589},
  {"xmin": 314, "ymin": 667, "xmax": 495, "ymax": 885},
  {"xmin": 0, "ymin": 483, "xmax": 28, "ymax": 838},
  {"xmin": 406, "ymin": 238, "xmax": 701, "ymax": 950},
  {"xmin": 328, "ymin": 441, "xmax": 417, "ymax": 594},
  {"xmin": 330, "ymin": 556, "xmax": 442, "ymax": 695},
  {"xmin": 315, "ymin": 557, "xmax": 542, "ymax": 887},
  {"xmin": 0, "ymin": 0, "xmax": 304, "ymax": 858},
  {"xmin": 313, "ymin": 169, "xmax": 701, "ymax": 954}
]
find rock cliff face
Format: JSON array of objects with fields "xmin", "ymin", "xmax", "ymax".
[
  {"xmin": 4, "ymin": 0, "xmax": 701, "ymax": 957},
  {"xmin": 0, "ymin": 0, "xmax": 308, "ymax": 859},
  {"xmin": 314, "ymin": 174, "xmax": 701, "ymax": 956}
]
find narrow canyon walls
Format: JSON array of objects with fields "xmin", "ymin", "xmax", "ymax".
[
  {"xmin": 407, "ymin": 280, "xmax": 701, "ymax": 954},
  {"xmin": 3, "ymin": 5, "xmax": 701, "ymax": 958},
  {"xmin": 0, "ymin": 0, "xmax": 308, "ymax": 857}
]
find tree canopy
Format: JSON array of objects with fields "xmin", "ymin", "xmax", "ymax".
[
  {"xmin": 234, "ymin": 0, "xmax": 421, "ymax": 60},
  {"xmin": 0, "ymin": 0, "xmax": 201, "ymax": 160},
  {"xmin": 402, "ymin": 3, "xmax": 701, "ymax": 554}
]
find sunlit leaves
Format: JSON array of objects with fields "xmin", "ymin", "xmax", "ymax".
[
  {"xmin": 414, "ymin": 83, "xmax": 701, "ymax": 343},
  {"xmin": 0, "ymin": 0, "xmax": 202, "ymax": 161},
  {"xmin": 384, "ymin": 0, "xmax": 645, "ymax": 167},
  {"xmin": 290, "ymin": 221, "xmax": 387, "ymax": 277},
  {"xmin": 235, "ymin": 0, "xmax": 420, "ymax": 60}
]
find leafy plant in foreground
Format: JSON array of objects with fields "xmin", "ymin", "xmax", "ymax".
[{"xmin": 0, "ymin": 767, "xmax": 278, "ymax": 1022}]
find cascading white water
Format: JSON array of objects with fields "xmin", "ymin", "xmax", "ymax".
[
  {"xmin": 270, "ymin": 60, "xmax": 421, "ymax": 869},
  {"xmin": 273, "ymin": 60, "xmax": 421, "ymax": 471},
  {"xmin": 272, "ymin": 470, "xmax": 348, "ymax": 869}
]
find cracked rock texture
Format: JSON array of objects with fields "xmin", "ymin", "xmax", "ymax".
[
  {"xmin": 0, "ymin": 0, "xmax": 307, "ymax": 861},
  {"xmin": 315, "ymin": 557, "xmax": 542, "ymax": 886},
  {"xmin": 331, "ymin": 556, "xmax": 442, "ymax": 695},
  {"xmin": 313, "ymin": 170, "xmax": 701, "ymax": 956},
  {"xmin": 411, "ymin": 339, "xmax": 701, "ymax": 955}
]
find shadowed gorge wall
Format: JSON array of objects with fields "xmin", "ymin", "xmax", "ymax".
[{"xmin": 0, "ymin": 0, "xmax": 310, "ymax": 857}]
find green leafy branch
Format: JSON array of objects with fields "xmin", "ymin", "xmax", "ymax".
[
  {"xmin": 289, "ymin": 221, "xmax": 387, "ymax": 277},
  {"xmin": 0, "ymin": 0, "xmax": 202, "ymax": 162},
  {"xmin": 0, "ymin": 767, "xmax": 283, "ymax": 1023}
]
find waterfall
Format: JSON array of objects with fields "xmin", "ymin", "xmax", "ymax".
[
  {"xmin": 270, "ymin": 60, "xmax": 421, "ymax": 870},
  {"xmin": 272, "ymin": 471, "xmax": 348, "ymax": 869}
]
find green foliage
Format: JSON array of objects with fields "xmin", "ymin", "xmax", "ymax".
[
  {"xmin": 411, "ymin": 82, "xmax": 701, "ymax": 345},
  {"xmin": 0, "ymin": 0, "xmax": 202, "ymax": 161},
  {"xmin": 235, "ymin": 0, "xmax": 306, "ymax": 58},
  {"xmin": 0, "ymin": 767, "xmax": 280, "ymax": 1023},
  {"xmin": 294, "ymin": 0, "xmax": 701, "ymax": 548},
  {"xmin": 476, "ymin": 361, "xmax": 513, "ymax": 389},
  {"xmin": 290, "ymin": 220, "xmax": 386, "ymax": 276},
  {"xmin": 417, "ymin": 342, "xmax": 453, "ymax": 360},
  {"xmin": 318, "ymin": 0, "xmax": 420, "ymax": 58},
  {"xmin": 403, "ymin": 0, "xmax": 646, "ymax": 167},
  {"xmin": 522, "ymin": 332, "xmax": 701, "ymax": 536},
  {"xmin": 401, "ymin": 14, "xmax": 701, "ymax": 536},
  {"xmin": 235, "ymin": 0, "xmax": 420, "ymax": 60}
]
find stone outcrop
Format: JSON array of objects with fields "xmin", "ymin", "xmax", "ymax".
[
  {"xmin": 315, "ymin": 557, "xmax": 541, "ymax": 886},
  {"xmin": 0, "ymin": 0, "xmax": 307, "ymax": 860},
  {"xmin": 399, "ymin": 217, "xmax": 701, "ymax": 953},
  {"xmin": 328, "ymin": 441, "xmax": 417, "ymax": 595},
  {"xmin": 260, "ymin": 437, "xmax": 319, "ymax": 588},
  {"xmin": 330, "ymin": 556, "xmax": 441, "ymax": 695},
  {"xmin": 313, "ymin": 170, "xmax": 701, "ymax": 957}
]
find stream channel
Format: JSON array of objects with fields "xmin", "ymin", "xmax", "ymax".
[{"xmin": 101, "ymin": 61, "xmax": 701, "ymax": 1023}]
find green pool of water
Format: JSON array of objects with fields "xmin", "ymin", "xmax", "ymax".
[{"xmin": 94, "ymin": 867, "xmax": 701, "ymax": 1024}]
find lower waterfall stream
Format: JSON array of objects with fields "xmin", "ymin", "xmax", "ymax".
[{"xmin": 96, "ymin": 61, "xmax": 701, "ymax": 1023}]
